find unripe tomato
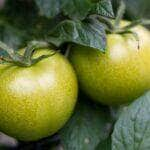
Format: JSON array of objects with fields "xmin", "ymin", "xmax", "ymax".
[
  {"xmin": 69, "ymin": 21, "xmax": 150, "ymax": 105},
  {"xmin": 0, "ymin": 49, "xmax": 78, "ymax": 141}
]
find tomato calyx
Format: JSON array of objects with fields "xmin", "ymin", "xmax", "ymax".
[
  {"xmin": 100, "ymin": 1, "xmax": 150, "ymax": 33},
  {"xmin": 0, "ymin": 41, "xmax": 55, "ymax": 67},
  {"xmin": 90, "ymin": 1, "xmax": 150, "ymax": 49}
]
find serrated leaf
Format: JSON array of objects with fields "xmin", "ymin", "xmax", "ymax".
[
  {"xmin": 61, "ymin": 0, "xmax": 92, "ymax": 20},
  {"xmin": 35, "ymin": 0, "xmax": 114, "ymax": 20},
  {"xmin": 96, "ymin": 136, "xmax": 111, "ymax": 150},
  {"xmin": 91, "ymin": 0, "xmax": 114, "ymax": 18},
  {"xmin": 35, "ymin": 0, "xmax": 92, "ymax": 20},
  {"xmin": 59, "ymin": 95, "xmax": 112, "ymax": 150},
  {"xmin": 112, "ymin": 91, "xmax": 150, "ymax": 150},
  {"xmin": 35, "ymin": 0, "xmax": 61, "ymax": 18},
  {"xmin": 48, "ymin": 20, "xmax": 106, "ymax": 51}
]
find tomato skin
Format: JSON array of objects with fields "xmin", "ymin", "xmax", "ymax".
[
  {"xmin": 69, "ymin": 22, "xmax": 150, "ymax": 105},
  {"xmin": 0, "ymin": 49, "xmax": 78, "ymax": 141}
]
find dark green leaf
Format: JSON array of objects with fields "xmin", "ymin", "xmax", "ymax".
[
  {"xmin": 96, "ymin": 136, "xmax": 111, "ymax": 150},
  {"xmin": 112, "ymin": 91, "xmax": 150, "ymax": 150},
  {"xmin": 0, "ymin": 0, "xmax": 39, "ymax": 49},
  {"xmin": 0, "ymin": 22, "xmax": 27, "ymax": 49},
  {"xmin": 125, "ymin": 0, "xmax": 150, "ymax": 19},
  {"xmin": 48, "ymin": 19, "xmax": 106, "ymax": 51},
  {"xmin": 35, "ymin": 0, "xmax": 114, "ymax": 20},
  {"xmin": 0, "ymin": 0, "xmax": 64, "ymax": 47},
  {"xmin": 35, "ymin": 0, "xmax": 93, "ymax": 20},
  {"xmin": 35, "ymin": 0, "xmax": 61, "ymax": 18},
  {"xmin": 59, "ymin": 95, "xmax": 112, "ymax": 150},
  {"xmin": 0, "ymin": 0, "xmax": 38, "ymax": 30},
  {"xmin": 112, "ymin": 0, "xmax": 150, "ymax": 20},
  {"xmin": 91, "ymin": 0, "xmax": 114, "ymax": 18},
  {"xmin": 61, "ymin": 0, "xmax": 92, "ymax": 20}
]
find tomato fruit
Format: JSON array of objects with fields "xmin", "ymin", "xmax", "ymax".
[
  {"xmin": 69, "ymin": 22, "xmax": 150, "ymax": 105},
  {"xmin": 0, "ymin": 48, "xmax": 78, "ymax": 141}
]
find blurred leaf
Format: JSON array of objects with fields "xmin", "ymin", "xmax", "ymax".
[
  {"xmin": 0, "ymin": 0, "xmax": 38, "ymax": 48},
  {"xmin": 61, "ymin": 0, "xmax": 92, "ymax": 20},
  {"xmin": 59, "ymin": 95, "xmax": 112, "ymax": 150},
  {"xmin": 112, "ymin": 0, "xmax": 150, "ymax": 20},
  {"xmin": 91, "ymin": 0, "xmax": 114, "ymax": 18},
  {"xmin": 0, "ymin": 0, "xmax": 111, "ymax": 51},
  {"xmin": 112, "ymin": 91, "xmax": 150, "ymax": 150},
  {"xmin": 48, "ymin": 19, "xmax": 106, "ymax": 51},
  {"xmin": 0, "ymin": 0, "xmax": 65, "ymax": 47},
  {"xmin": 18, "ymin": 134, "xmax": 60, "ymax": 150},
  {"xmin": 35, "ymin": 0, "xmax": 114, "ymax": 20},
  {"xmin": 96, "ymin": 136, "xmax": 111, "ymax": 150},
  {"xmin": 0, "ymin": 146, "xmax": 9, "ymax": 150},
  {"xmin": 0, "ymin": 22, "xmax": 27, "ymax": 49},
  {"xmin": 0, "ymin": 0, "xmax": 38, "ymax": 29},
  {"xmin": 35, "ymin": 0, "xmax": 93, "ymax": 20},
  {"xmin": 125, "ymin": 0, "xmax": 150, "ymax": 19},
  {"xmin": 35, "ymin": 0, "xmax": 61, "ymax": 18}
]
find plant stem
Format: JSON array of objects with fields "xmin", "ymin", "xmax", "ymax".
[
  {"xmin": 65, "ymin": 44, "xmax": 71, "ymax": 57},
  {"xmin": 114, "ymin": 0, "xmax": 126, "ymax": 29},
  {"xmin": 122, "ymin": 19, "xmax": 150, "ymax": 30},
  {"xmin": 0, "ymin": 40, "xmax": 53, "ymax": 67},
  {"xmin": 24, "ymin": 41, "xmax": 49, "ymax": 65},
  {"xmin": 90, "ymin": 15, "xmax": 114, "ymax": 32}
]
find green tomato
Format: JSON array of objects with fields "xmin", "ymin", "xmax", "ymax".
[
  {"xmin": 0, "ymin": 49, "xmax": 78, "ymax": 141},
  {"xmin": 69, "ymin": 22, "xmax": 150, "ymax": 105}
]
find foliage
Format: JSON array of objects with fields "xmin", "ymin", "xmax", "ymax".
[
  {"xmin": 0, "ymin": 0, "xmax": 149, "ymax": 150},
  {"xmin": 112, "ymin": 0, "xmax": 150, "ymax": 20},
  {"xmin": 0, "ymin": 0, "xmax": 114, "ymax": 51},
  {"xmin": 59, "ymin": 95, "xmax": 112, "ymax": 150},
  {"xmin": 112, "ymin": 91, "xmax": 150, "ymax": 150}
]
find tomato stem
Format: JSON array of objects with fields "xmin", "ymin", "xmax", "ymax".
[
  {"xmin": 114, "ymin": 0, "xmax": 126, "ymax": 31},
  {"xmin": 24, "ymin": 41, "xmax": 49, "ymax": 66},
  {"xmin": 65, "ymin": 44, "xmax": 71, "ymax": 58},
  {"xmin": 31, "ymin": 53, "xmax": 55, "ymax": 65},
  {"xmin": 0, "ymin": 40, "xmax": 53, "ymax": 67},
  {"xmin": 122, "ymin": 19, "xmax": 150, "ymax": 31}
]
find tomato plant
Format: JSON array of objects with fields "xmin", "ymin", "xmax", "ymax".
[
  {"xmin": 0, "ymin": 0, "xmax": 149, "ymax": 150},
  {"xmin": 69, "ymin": 21, "xmax": 150, "ymax": 105},
  {"xmin": 0, "ymin": 46, "xmax": 78, "ymax": 141}
]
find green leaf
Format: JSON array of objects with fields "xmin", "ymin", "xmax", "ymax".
[
  {"xmin": 0, "ymin": 0, "xmax": 39, "ymax": 49},
  {"xmin": 125, "ymin": 0, "xmax": 150, "ymax": 19},
  {"xmin": 61, "ymin": 0, "xmax": 92, "ymax": 20},
  {"xmin": 35, "ymin": 0, "xmax": 114, "ymax": 20},
  {"xmin": 112, "ymin": 91, "xmax": 150, "ymax": 150},
  {"xmin": 35, "ymin": 0, "xmax": 61, "ymax": 18},
  {"xmin": 112, "ymin": 0, "xmax": 150, "ymax": 20},
  {"xmin": 0, "ymin": 22, "xmax": 27, "ymax": 49},
  {"xmin": 48, "ymin": 19, "xmax": 106, "ymax": 51},
  {"xmin": 0, "ymin": 0, "xmax": 64, "ymax": 46},
  {"xmin": 0, "ymin": 0, "xmax": 38, "ymax": 29},
  {"xmin": 91, "ymin": 0, "xmax": 114, "ymax": 18},
  {"xmin": 59, "ymin": 95, "xmax": 112, "ymax": 150},
  {"xmin": 96, "ymin": 136, "xmax": 111, "ymax": 150},
  {"xmin": 35, "ymin": 0, "xmax": 93, "ymax": 20}
]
